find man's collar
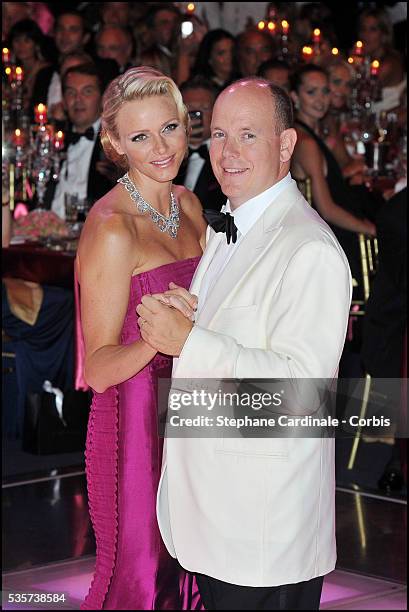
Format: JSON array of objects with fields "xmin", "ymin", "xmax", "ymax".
[{"xmin": 223, "ymin": 173, "xmax": 293, "ymax": 237}]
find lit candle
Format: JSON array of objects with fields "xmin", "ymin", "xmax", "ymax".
[
  {"xmin": 267, "ymin": 21, "xmax": 276, "ymax": 33},
  {"xmin": 348, "ymin": 56, "xmax": 354, "ymax": 65},
  {"xmin": 281, "ymin": 20, "xmax": 290, "ymax": 35},
  {"xmin": 15, "ymin": 66, "xmax": 24, "ymax": 82},
  {"xmin": 54, "ymin": 130, "xmax": 65, "ymax": 150},
  {"xmin": 2, "ymin": 47, "xmax": 10, "ymax": 64},
  {"xmin": 35, "ymin": 103, "xmax": 47, "ymax": 124},
  {"xmin": 186, "ymin": 2, "xmax": 195, "ymax": 12},
  {"xmin": 313, "ymin": 28, "xmax": 321, "ymax": 43},
  {"xmin": 13, "ymin": 128, "xmax": 23, "ymax": 146},
  {"xmin": 354, "ymin": 40, "xmax": 363, "ymax": 56},
  {"xmin": 5, "ymin": 66, "xmax": 13, "ymax": 83},
  {"xmin": 302, "ymin": 46, "xmax": 313, "ymax": 59},
  {"xmin": 331, "ymin": 47, "xmax": 339, "ymax": 56},
  {"xmin": 257, "ymin": 20, "xmax": 266, "ymax": 30},
  {"xmin": 371, "ymin": 59, "xmax": 380, "ymax": 76}
]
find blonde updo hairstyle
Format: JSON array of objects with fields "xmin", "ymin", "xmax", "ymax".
[{"xmin": 101, "ymin": 66, "xmax": 189, "ymax": 169}]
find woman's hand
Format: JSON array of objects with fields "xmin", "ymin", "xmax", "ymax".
[
  {"xmin": 149, "ymin": 282, "xmax": 198, "ymax": 321},
  {"xmin": 361, "ymin": 219, "xmax": 377, "ymax": 237}
]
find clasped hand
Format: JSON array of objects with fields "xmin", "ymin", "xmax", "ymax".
[{"xmin": 136, "ymin": 282, "xmax": 198, "ymax": 356}]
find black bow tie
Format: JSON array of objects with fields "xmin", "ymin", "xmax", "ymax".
[
  {"xmin": 188, "ymin": 144, "xmax": 209, "ymax": 160},
  {"xmin": 203, "ymin": 209, "xmax": 238, "ymax": 244},
  {"xmin": 68, "ymin": 126, "xmax": 95, "ymax": 145}
]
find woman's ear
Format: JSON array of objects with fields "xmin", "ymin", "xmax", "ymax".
[{"xmin": 109, "ymin": 135, "xmax": 124, "ymax": 156}]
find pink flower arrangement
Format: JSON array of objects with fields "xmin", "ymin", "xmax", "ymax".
[{"xmin": 13, "ymin": 210, "xmax": 69, "ymax": 239}]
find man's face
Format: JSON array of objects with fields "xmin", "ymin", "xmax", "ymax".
[
  {"xmin": 238, "ymin": 32, "xmax": 273, "ymax": 76},
  {"xmin": 96, "ymin": 28, "xmax": 132, "ymax": 68},
  {"xmin": 63, "ymin": 73, "xmax": 102, "ymax": 131},
  {"xmin": 210, "ymin": 83, "xmax": 295, "ymax": 208},
  {"xmin": 182, "ymin": 87, "xmax": 214, "ymax": 146},
  {"xmin": 153, "ymin": 9, "xmax": 179, "ymax": 47},
  {"xmin": 101, "ymin": 2, "xmax": 130, "ymax": 26},
  {"xmin": 55, "ymin": 14, "xmax": 86, "ymax": 55}
]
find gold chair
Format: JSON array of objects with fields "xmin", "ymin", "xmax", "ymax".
[{"xmin": 295, "ymin": 176, "xmax": 313, "ymax": 206}]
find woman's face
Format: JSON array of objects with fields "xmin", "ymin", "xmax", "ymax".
[
  {"xmin": 359, "ymin": 15, "xmax": 383, "ymax": 55},
  {"xmin": 295, "ymin": 71, "xmax": 330, "ymax": 122},
  {"xmin": 209, "ymin": 37, "xmax": 234, "ymax": 79},
  {"xmin": 113, "ymin": 95, "xmax": 187, "ymax": 186},
  {"xmin": 12, "ymin": 34, "xmax": 37, "ymax": 62},
  {"xmin": 328, "ymin": 65, "xmax": 352, "ymax": 110}
]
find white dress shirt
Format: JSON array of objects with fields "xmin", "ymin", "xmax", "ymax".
[
  {"xmin": 197, "ymin": 173, "xmax": 294, "ymax": 315},
  {"xmin": 183, "ymin": 139, "xmax": 210, "ymax": 192},
  {"xmin": 51, "ymin": 118, "xmax": 101, "ymax": 219}
]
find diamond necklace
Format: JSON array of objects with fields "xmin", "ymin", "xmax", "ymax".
[{"xmin": 118, "ymin": 172, "xmax": 180, "ymax": 239}]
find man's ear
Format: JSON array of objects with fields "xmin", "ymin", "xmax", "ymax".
[{"xmin": 280, "ymin": 128, "xmax": 297, "ymax": 162}]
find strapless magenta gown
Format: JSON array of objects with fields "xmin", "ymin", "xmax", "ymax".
[{"xmin": 81, "ymin": 257, "xmax": 202, "ymax": 610}]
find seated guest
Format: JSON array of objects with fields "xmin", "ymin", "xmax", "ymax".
[
  {"xmin": 48, "ymin": 11, "xmax": 119, "ymax": 110},
  {"xmin": 322, "ymin": 59, "xmax": 366, "ymax": 182},
  {"xmin": 140, "ymin": 3, "xmax": 181, "ymax": 77},
  {"xmin": 45, "ymin": 64, "xmax": 118, "ymax": 218},
  {"xmin": 258, "ymin": 58, "xmax": 291, "ymax": 92},
  {"xmin": 95, "ymin": 24, "xmax": 134, "ymax": 74},
  {"xmin": 48, "ymin": 51, "xmax": 93, "ymax": 122},
  {"xmin": 236, "ymin": 28, "xmax": 275, "ymax": 77},
  {"xmin": 175, "ymin": 76, "xmax": 225, "ymax": 211},
  {"xmin": 8, "ymin": 18, "xmax": 54, "ymax": 111},
  {"xmin": 358, "ymin": 7, "xmax": 406, "ymax": 113},
  {"xmin": 290, "ymin": 64, "xmax": 376, "ymax": 282},
  {"xmin": 191, "ymin": 29, "xmax": 238, "ymax": 92}
]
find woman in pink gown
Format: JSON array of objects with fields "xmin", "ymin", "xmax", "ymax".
[{"xmin": 77, "ymin": 67, "xmax": 206, "ymax": 610}]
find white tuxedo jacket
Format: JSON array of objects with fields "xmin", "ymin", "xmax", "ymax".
[{"xmin": 157, "ymin": 181, "xmax": 352, "ymax": 587}]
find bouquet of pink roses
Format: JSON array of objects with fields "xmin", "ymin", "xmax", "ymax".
[{"xmin": 13, "ymin": 209, "xmax": 69, "ymax": 240}]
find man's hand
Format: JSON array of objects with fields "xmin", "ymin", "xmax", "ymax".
[{"xmin": 136, "ymin": 295, "xmax": 193, "ymax": 356}]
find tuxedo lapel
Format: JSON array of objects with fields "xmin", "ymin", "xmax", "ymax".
[
  {"xmin": 197, "ymin": 182, "xmax": 302, "ymax": 328},
  {"xmin": 190, "ymin": 228, "xmax": 224, "ymax": 296}
]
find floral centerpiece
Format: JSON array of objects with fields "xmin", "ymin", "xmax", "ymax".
[{"xmin": 13, "ymin": 209, "xmax": 69, "ymax": 239}]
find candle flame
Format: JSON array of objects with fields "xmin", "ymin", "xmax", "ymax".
[
  {"xmin": 258, "ymin": 20, "xmax": 266, "ymax": 30},
  {"xmin": 15, "ymin": 129, "xmax": 21, "ymax": 136},
  {"xmin": 281, "ymin": 20, "xmax": 289, "ymax": 28},
  {"xmin": 3, "ymin": 47, "xmax": 9, "ymax": 54},
  {"xmin": 267, "ymin": 21, "xmax": 276, "ymax": 31},
  {"xmin": 313, "ymin": 28, "xmax": 321, "ymax": 36},
  {"xmin": 187, "ymin": 2, "xmax": 195, "ymax": 11},
  {"xmin": 57, "ymin": 131, "xmax": 63, "ymax": 138},
  {"xmin": 37, "ymin": 103, "xmax": 46, "ymax": 112},
  {"xmin": 331, "ymin": 47, "xmax": 339, "ymax": 55},
  {"xmin": 15, "ymin": 66, "xmax": 23, "ymax": 75},
  {"xmin": 371, "ymin": 60, "xmax": 380, "ymax": 68},
  {"xmin": 302, "ymin": 46, "xmax": 313, "ymax": 55},
  {"xmin": 348, "ymin": 57, "xmax": 354, "ymax": 64},
  {"xmin": 5, "ymin": 66, "xmax": 11, "ymax": 75},
  {"xmin": 356, "ymin": 40, "xmax": 363, "ymax": 48}
]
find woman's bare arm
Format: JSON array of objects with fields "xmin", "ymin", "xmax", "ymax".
[
  {"xmin": 293, "ymin": 136, "xmax": 376, "ymax": 235},
  {"xmin": 77, "ymin": 212, "xmax": 156, "ymax": 393}
]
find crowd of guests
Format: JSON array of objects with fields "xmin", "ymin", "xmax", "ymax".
[{"xmin": 2, "ymin": 2, "xmax": 407, "ymax": 489}]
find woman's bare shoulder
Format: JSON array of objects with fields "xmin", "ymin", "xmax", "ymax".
[
  {"xmin": 78, "ymin": 185, "xmax": 136, "ymax": 259},
  {"xmin": 174, "ymin": 185, "xmax": 203, "ymax": 218}
]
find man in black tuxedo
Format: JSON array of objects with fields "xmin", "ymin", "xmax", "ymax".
[
  {"xmin": 44, "ymin": 63, "xmax": 117, "ymax": 216},
  {"xmin": 175, "ymin": 76, "xmax": 226, "ymax": 212}
]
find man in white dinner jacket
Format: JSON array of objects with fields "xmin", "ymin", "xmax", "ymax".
[{"xmin": 137, "ymin": 78, "xmax": 352, "ymax": 610}]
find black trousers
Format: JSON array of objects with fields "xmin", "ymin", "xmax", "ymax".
[{"xmin": 195, "ymin": 573, "xmax": 324, "ymax": 611}]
